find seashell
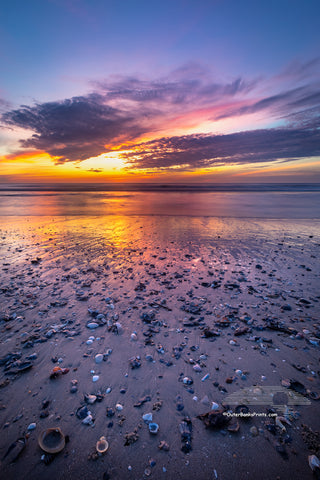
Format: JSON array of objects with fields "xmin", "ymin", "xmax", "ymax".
[
  {"xmin": 76, "ymin": 405, "xmax": 89, "ymax": 419},
  {"xmin": 182, "ymin": 377, "xmax": 193, "ymax": 385},
  {"xmin": 228, "ymin": 420, "xmax": 240, "ymax": 433},
  {"xmin": 114, "ymin": 322, "xmax": 123, "ymax": 334},
  {"xmin": 50, "ymin": 366, "xmax": 69, "ymax": 379},
  {"xmin": 148, "ymin": 423, "xmax": 159, "ymax": 434},
  {"xmin": 308, "ymin": 391, "xmax": 320, "ymax": 400},
  {"xmin": 3, "ymin": 436, "xmax": 26, "ymax": 463},
  {"xmin": 82, "ymin": 414, "xmax": 93, "ymax": 425},
  {"xmin": 142, "ymin": 413, "xmax": 153, "ymax": 423},
  {"xmin": 96, "ymin": 436, "xmax": 109, "ymax": 454},
  {"xmin": 275, "ymin": 417, "xmax": 288, "ymax": 432},
  {"xmin": 27, "ymin": 422, "xmax": 36, "ymax": 431},
  {"xmin": 250, "ymin": 426, "xmax": 258, "ymax": 437},
  {"xmin": 115, "ymin": 403, "xmax": 123, "ymax": 411},
  {"xmin": 38, "ymin": 427, "xmax": 65, "ymax": 454},
  {"xmin": 309, "ymin": 455, "xmax": 320, "ymax": 471},
  {"xmin": 235, "ymin": 405, "xmax": 249, "ymax": 415},
  {"xmin": 85, "ymin": 394, "xmax": 97, "ymax": 405},
  {"xmin": 281, "ymin": 378, "xmax": 291, "ymax": 388}
]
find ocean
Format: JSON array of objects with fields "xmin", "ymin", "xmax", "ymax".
[{"xmin": 0, "ymin": 183, "xmax": 319, "ymax": 218}]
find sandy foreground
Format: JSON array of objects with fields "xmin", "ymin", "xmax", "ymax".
[{"xmin": 0, "ymin": 216, "xmax": 319, "ymax": 480}]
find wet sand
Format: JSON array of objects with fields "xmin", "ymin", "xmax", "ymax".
[{"xmin": 0, "ymin": 216, "xmax": 319, "ymax": 480}]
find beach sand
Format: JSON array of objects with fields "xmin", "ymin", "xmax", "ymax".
[{"xmin": 0, "ymin": 216, "xmax": 319, "ymax": 480}]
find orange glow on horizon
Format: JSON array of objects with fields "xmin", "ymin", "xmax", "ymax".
[{"xmin": 236, "ymin": 160, "xmax": 320, "ymax": 176}]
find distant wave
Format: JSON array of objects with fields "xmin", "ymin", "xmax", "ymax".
[{"xmin": 0, "ymin": 183, "xmax": 319, "ymax": 193}]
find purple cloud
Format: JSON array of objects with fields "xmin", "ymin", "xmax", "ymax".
[
  {"xmin": 1, "ymin": 65, "xmax": 319, "ymax": 169},
  {"xmin": 121, "ymin": 125, "xmax": 320, "ymax": 170}
]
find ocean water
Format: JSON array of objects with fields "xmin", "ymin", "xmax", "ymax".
[{"xmin": 0, "ymin": 183, "xmax": 319, "ymax": 218}]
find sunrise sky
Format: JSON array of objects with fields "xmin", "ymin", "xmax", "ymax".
[{"xmin": 1, "ymin": 0, "xmax": 320, "ymax": 184}]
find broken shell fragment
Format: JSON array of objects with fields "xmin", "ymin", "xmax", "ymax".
[
  {"xmin": 96, "ymin": 436, "xmax": 109, "ymax": 454},
  {"xmin": 149, "ymin": 423, "xmax": 159, "ymax": 434},
  {"xmin": 50, "ymin": 366, "xmax": 69, "ymax": 379},
  {"xmin": 309, "ymin": 455, "xmax": 320, "ymax": 471},
  {"xmin": 227, "ymin": 420, "xmax": 240, "ymax": 433},
  {"xmin": 38, "ymin": 427, "xmax": 65, "ymax": 454},
  {"xmin": 85, "ymin": 394, "xmax": 97, "ymax": 405}
]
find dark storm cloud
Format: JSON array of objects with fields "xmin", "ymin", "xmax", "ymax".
[{"xmin": 122, "ymin": 125, "xmax": 320, "ymax": 170}]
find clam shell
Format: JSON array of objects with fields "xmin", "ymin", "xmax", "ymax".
[
  {"xmin": 38, "ymin": 427, "xmax": 65, "ymax": 454},
  {"xmin": 96, "ymin": 436, "xmax": 109, "ymax": 454}
]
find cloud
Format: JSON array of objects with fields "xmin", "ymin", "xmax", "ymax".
[
  {"xmin": 275, "ymin": 57, "xmax": 320, "ymax": 83},
  {"xmin": 0, "ymin": 98, "xmax": 12, "ymax": 114},
  {"xmin": 87, "ymin": 168, "xmax": 103, "ymax": 173},
  {"xmin": 1, "ymin": 94, "xmax": 146, "ymax": 162},
  {"xmin": 1, "ymin": 63, "xmax": 319, "ymax": 169},
  {"xmin": 1, "ymin": 71, "xmax": 255, "ymax": 163},
  {"xmin": 96, "ymin": 72, "xmax": 253, "ymax": 106},
  {"xmin": 121, "ymin": 125, "xmax": 320, "ymax": 170},
  {"xmin": 215, "ymin": 83, "xmax": 320, "ymax": 121}
]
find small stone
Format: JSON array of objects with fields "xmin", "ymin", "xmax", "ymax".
[
  {"xmin": 116, "ymin": 403, "xmax": 123, "ymax": 411},
  {"xmin": 92, "ymin": 375, "xmax": 100, "ymax": 382},
  {"xmin": 87, "ymin": 323, "xmax": 99, "ymax": 329},
  {"xmin": 193, "ymin": 364, "xmax": 202, "ymax": 372},
  {"xmin": 27, "ymin": 422, "xmax": 36, "ymax": 431},
  {"xmin": 211, "ymin": 402, "xmax": 219, "ymax": 410},
  {"xmin": 201, "ymin": 395, "xmax": 210, "ymax": 406},
  {"xmin": 95, "ymin": 354, "xmax": 104, "ymax": 364}
]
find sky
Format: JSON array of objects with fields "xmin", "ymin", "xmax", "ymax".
[{"xmin": 0, "ymin": 0, "xmax": 320, "ymax": 184}]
